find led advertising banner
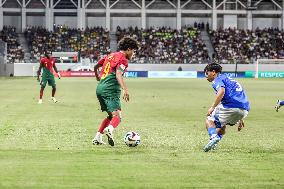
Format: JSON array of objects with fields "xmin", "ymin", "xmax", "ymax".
[
  {"xmin": 245, "ymin": 71, "xmax": 284, "ymax": 78},
  {"xmin": 198, "ymin": 72, "xmax": 246, "ymax": 78},
  {"xmin": 148, "ymin": 71, "xmax": 197, "ymax": 78}
]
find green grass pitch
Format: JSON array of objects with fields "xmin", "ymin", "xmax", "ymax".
[{"xmin": 0, "ymin": 77, "xmax": 283, "ymax": 189}]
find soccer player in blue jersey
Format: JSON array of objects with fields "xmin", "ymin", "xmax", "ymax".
[
  {"xmin": 275, "ymin": 100, "xmax": 284, "ymax": 112},
  {"xmin": 203, "ymin": 63, "xmax": 250, "ymax": 152}
]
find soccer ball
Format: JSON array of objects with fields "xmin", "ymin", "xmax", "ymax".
[{"xmin": 124, "ymin": 131, "xmax": 141, "ymax": 147}]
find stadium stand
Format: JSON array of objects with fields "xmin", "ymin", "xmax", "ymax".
[
  {"xmin": 0, "ymin": 26, "xmax": 24, "ymax": 63},
  {"xmin": 209, "ymin": 27, "xmax": 284, "ymax": 64},
  {"xmin": 24, "ymin": 25, "xmax": 110, "ymax": 63},
  {"xmin": 116, "ymin": 26, "xmax": 210, "ymax": 64},
  {"xmin": 0, "ymin": 0, "xmax": 284, "ymax": 65},
  {"xmin": 2, "ymin": 25, "xmax": 284, "ymax": 64}
]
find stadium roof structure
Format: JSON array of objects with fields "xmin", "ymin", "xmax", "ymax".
[
  {"xmin": 0, "ymin": 0, "xmax": 282, "ymax": 11},
  {"xmin": 0, "ymin": 0, "xmax": 283, "ymax": 31}
]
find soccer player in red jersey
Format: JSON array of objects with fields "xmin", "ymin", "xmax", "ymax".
[
  {"xmin": 92, "ymin": 37, "xmax": 139, "ymax": 146},
  {"xmin": 37, "ymin": 52, "xmax": 61, "ymax": 104}
]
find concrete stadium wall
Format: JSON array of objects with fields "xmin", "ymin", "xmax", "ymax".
[
  {"xmin": 253, "ymin": 17, "xmax": 282, "ymax": 30},
  {"xmin": 112, "ymin": 17, "xmax": 141, "ymax": 31},
  {"xmin": 4, "ymin": 63, "xmax": 284, "ymax": 76},
  {"xmin": 181, "ymin": 17, "xmax": 211, "ymax": 28},
  {"xmin": 27, "ymin": 15, "xmax": 45, "ymax": 27},
  {"xmin": 87, "ymin": 17, "xmax": 106, "ymax": 28},
  {"xmin": 0, "ymin": 64, "xmax": 14, "ymax": 76},
  {"xmin": 3, "ymin": 15, "xmax": 21, "ymax": 32},
  {"xmin": 147, "ymin": 17, "xmax": 176, "ymax": 28},
  {"xmin": 54, "ymin": 16, "xmax": 78, "ymax": 29}
]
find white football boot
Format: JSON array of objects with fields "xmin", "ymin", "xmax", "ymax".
[
  {"xmin": 38, "ymin": 99, "xmax": 43, "ymax": 104},
  {"xmin": 92, "ymin": 132, "xmax": 106, "ymax": 145},
  {"xmin": 203, "ymin": 134, "xmax": 221, "ymax": 152},
  {"xmin": 104, "ymin": 125, "xmax": 114, "ymax": 146}
]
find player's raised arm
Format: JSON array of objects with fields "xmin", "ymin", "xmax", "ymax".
[{"xmin": 116, "ymin": 68, "xmax": 129, "ymax": 102}]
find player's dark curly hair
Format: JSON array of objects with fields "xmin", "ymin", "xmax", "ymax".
[
  {"xmin": 204, "ymin": 63, "xmax": 222, "ymax": 73},
  {"xmin": 118, "ymin": 37, "xmax": 139, "ymax": 51}
]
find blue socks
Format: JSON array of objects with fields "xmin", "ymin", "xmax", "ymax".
[
  {"xmin": 208, "ymin": 128, "xmax": 223, "ymax": 140},
  {"xmin": 208, "ymin": 128, "xmax": 217, "ymax": 137}
]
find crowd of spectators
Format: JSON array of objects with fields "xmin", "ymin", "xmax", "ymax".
[
  {"xmin": 25, "ymin": 25, "xmax": 110, "ymax": 62},
  {"xmin": 0, "ymin": 26, "xmax": 24, "ymax": 63},
  {"xmin": 116, "ymin": 26, "xmax": 210, "ymax": 64},
  {"xmin": 2, "ymin": 24, "xmax": 284, "ymax": 65},
  {"xmin": 210, "ymin": 27, "xmax": 284, "ymax": 64}
]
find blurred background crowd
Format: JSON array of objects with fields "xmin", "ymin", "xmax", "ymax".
[{"xmin": 1, "ymin": 24, "xmax": 284, "ymax": 64}]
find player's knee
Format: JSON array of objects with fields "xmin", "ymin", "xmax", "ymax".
[
  {"xmin": 205, "ymin": 120, "xmax": 209, "ymax": 129},
  {"xmin": 206, "ymin": 119, "xmax": 215, "ymax": 128},
  {"xmin": 112, "ymin": 111, "xmax": 122, "ymax": 121}
]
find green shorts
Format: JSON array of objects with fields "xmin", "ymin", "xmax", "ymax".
[
  {"xmin": 97, "ymin": 94, "xmax": 121, "ymax": 112},
  {"xmin": 40, "ymin": 75, "xmax": 56, "ymax": 88}
]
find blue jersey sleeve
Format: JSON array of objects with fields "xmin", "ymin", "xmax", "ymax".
[{"xmin": 212, "ymin": 78, "xmax": 225, "ymax": 93}]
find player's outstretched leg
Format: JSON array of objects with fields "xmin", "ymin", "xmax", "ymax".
[
  {"xmin": 204, "ymin": 119, "xmax": 221, "ymax": 152},
  {"xmin": 104, "ymin": 125, "xmax": 114, "ymax": 146},
  {"xmin": 92, "ymin": 116, "xmax": 111, "ymax": 145},
  {"xmin": 38, "ymin": 87, "xmax": 44, "ymax": 104},
  {"xmin": 51, "ymin": 87, "xmax": 58, "ymax": 103},
  {"xmin": 213, "ymin": 127, "xmax": 225, "ymax": 150},
  {"xmin": 104, "ymin": 111, "xmax": 121, "ymax": 146}
]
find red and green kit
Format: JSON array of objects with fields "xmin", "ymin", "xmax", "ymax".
[
  {"xmin": 96, "ymin": 52, "xmax": 128, "ymax": 112},
  {"xmin": 40, "ymin": 57, "xmax": 56, "ymax": 87}
]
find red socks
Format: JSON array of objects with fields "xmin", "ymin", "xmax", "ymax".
[
  {"xmin": 98, "ymin": 117, "xmax": 111, "ymax": 134},
  {"xmin": 110, "ymin": 116, "xmax": 120, "ymax": 128},
  {"xmin": 98, "ymin": 116, "xmax": 121, "ymax": 134},
  {"xmin": 39, "ymin": 88, "xmax": 44, "ymax": 99}
]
